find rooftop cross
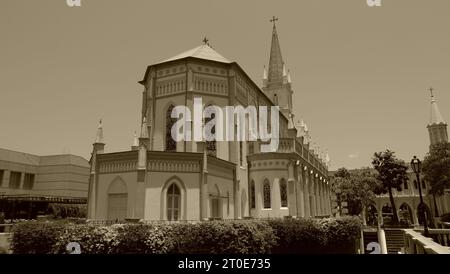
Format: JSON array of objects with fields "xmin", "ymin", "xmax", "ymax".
[
  {"xmin": 202, "ymin": 37, "xmax": 209, "ymax": 45},
  {"xmin": 270, "ymin": 16, "xmax": 279, "ymax": 27}
]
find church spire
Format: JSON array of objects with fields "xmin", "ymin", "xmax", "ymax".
[
  {"xmin": 94, "ymin": 119, "xmax": 104, "ymax": 144},
  {"xmin": 267, "ymin": 16, "xmax": 284, "ymax": 86},
  {"xmin": 427, "ymin": 88, "xmax": 448, "ymax": 149},
  {"xmin": 429, "ymin": 87, "xmax": 445, "ymax": 125}
]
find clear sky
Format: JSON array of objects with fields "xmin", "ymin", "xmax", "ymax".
[{"xmin": 1, "ymin": 0, "xmax": 449, "ymax": 170}]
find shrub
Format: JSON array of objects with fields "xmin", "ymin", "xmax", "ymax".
[
  {"xmin": 10, "ymin": 217, "xmax": 361, "ymax": 254},
  {"xmin": 170, "ymin": 220, "xmax": 276, "ymax": 254},
  {"xmin": 267, "ymin": 216, "xmax": 361, "ymax": 254},
  {"xmin": 114, "ymin": 224, "xmax": 174, "ymax": 254},
  {"xmin": 47, "ymin": 204, "xmax": 87, "ymax": 219},
  {"xmin": 11, "ymin": 221, "xmax": 65, "ymax": 254}
]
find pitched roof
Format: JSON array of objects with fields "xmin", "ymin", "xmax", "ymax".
[{"xmin": 160, "ymin": 44, "xmax": 231, "ymax": 64}]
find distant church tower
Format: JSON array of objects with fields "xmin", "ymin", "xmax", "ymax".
[
  {"xmin": 262, "ymin": 17, "xmax": 293, "ymax": 120},
  {"xmin": 427, "ymin": 88, "xmax": 448, "ymax": 149}
]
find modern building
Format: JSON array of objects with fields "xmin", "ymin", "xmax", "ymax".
[
  {"xmin": 0, "ymin": 148, "xmax": 90, "ymax": 219},
  {"xmin": 87, "ymin": 22, "xmax": 331, "ymax": 222}
]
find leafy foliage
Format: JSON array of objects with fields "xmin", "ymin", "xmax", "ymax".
[
  {"xmin": 422, "ymin": 142, "xmax": 450, "ymax": 196},
  {"xmin": 10, "ymin": 218, "xmax": 361, "ymax": 254},
  {"xmin": 332, "ymin": 168, "xmax": 380, "ymax": 215},
  {"xmin": 267, "ymin": 216, "xmax": 361, "ymax": 254},
  {"xmin": 372, "ymin": 149, "xmax": 409, "ymax": 224}
]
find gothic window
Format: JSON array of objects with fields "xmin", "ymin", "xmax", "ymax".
[
  {"xmin": 263, "ymin": 180, "xmax": 271, "ymax": 209},
  {"xmin": 403, "ymin": 181, "xmax": 408, "ymax": 190},
  {"xmin": 205, "ymin": 105, "xmax": 217, "ymax": 157},
  {"xmin": 165, "ymin": 105, "xmax": 177, "ymax": 151},
  {"xmin": 250, "ymin": 181, "xmax": 256, "ymax": 209},
  {"xmin": 167, "ymin": 183, "xmax": 181, "ymax": 221},
  {"xmin": 280, "ymin": 179, "xmax": 288, "ymax": 207}
]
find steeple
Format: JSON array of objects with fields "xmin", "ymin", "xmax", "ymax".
[
  {"xmin": 427, "ymin": 88, "xmax": 448, "ymax": 148},
  {"xmin": 93, "ymin": 119, "xmax": 105, "ymax": 154},
  {"xmin": 94, "ymin": 119, "xmax": 104, "ymax": 144},
  {"xmin": 267, "ymin": 17, "xmax": 284, "ymax": 86},
  {"xmin": 263, "ymin": 17, "xmax": 293, "ymax": 118},
  {"xmin": 429, "ymin": 88, "xmax": 445, "ymax": 125}
]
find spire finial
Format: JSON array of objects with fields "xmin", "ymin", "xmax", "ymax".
[
  {"xmin": 202, "ymin": 37, "xmax": 209, "ymax": 45},
  {"xmin": 95, "ymin": 119, "xmax": 104, "ymax": 144},
  {"xmin": 270, "ymin": 16, "xmax": 279, "ymax": 27},
  {"xmin": 429, "ymin": 87, "xmax": 434, "ymax": 97}
]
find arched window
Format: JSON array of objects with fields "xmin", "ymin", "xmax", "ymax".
[
  {"xmin": 167, "ymin": 183, "xmax": 181, "ymax": 221},
  {"xmin": 250, "ymin": 181, "xmax": 256, "ymax": 209},
  {"xmin": 280, "ymin": 179, "xmax": 288, "ymax": 207},
  {"xmin": 263, "ymin": 180, "xmax": 271, "ymax": 209},
  {"xmin": 403, "ymin": 181, "xmax": 408, "ymax": 190},
  {"xmin": 166, "ymin": 105, "xmax": 177, "ymax": 151},
  {"xmin": 204, "ymin": 105, "xmax": 217, "ymax": 157}
]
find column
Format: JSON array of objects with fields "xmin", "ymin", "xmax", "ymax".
[
  {"xmin": 297, "ymin": 166, "xmax": 305, "ymax": 218},
  {"xmin": 310, "ymin": 172, "xmax": 316, "ymax": 217},
  {"xmin": 304, "ymin": 167, "xmax": 310, "ymax": 217},
  {"xmin": 234, "ymin": 176, "xmax": 241, "ymax": 219},
  {"xmin": 287, "ymin": 162, "xmax": 297, "ymax": 217}
]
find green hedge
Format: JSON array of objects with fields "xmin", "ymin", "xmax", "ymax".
[
  {"xmin": 267, "ymin": 216, "xmax": 361, "ymax": 254},
  {"xmin": 11, "ymin": 217, "xmax": 361, "ymax": 254}
]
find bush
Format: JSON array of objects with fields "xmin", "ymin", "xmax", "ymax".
[
  {"xmin": 10, "ymin": 218, "xmax": 361, "ymax": 254},
  {"xmin": 170, "ymin": 220, "xmax": 276, "ymax": 254},
  {"xmin": 47, "ymin": 204, "xmax": 87, "ymax": 219},
  {"xmin": 11, "ymin": 221, "xmax": 65, "ymax": 254},
  {"xmin": 267, "ymin": 216, "xmax": 362, "ymax": 254}
]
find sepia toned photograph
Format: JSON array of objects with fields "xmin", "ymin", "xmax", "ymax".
[{"xmin": 0, "ymin": 0, "xmax": 449, "ymax": 270}]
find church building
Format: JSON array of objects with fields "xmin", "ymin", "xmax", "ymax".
[{"xmin": 87, "ymin": 21, "xmax": 331, "ymax": 222}]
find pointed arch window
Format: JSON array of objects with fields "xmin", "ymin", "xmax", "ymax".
[
  {"xmin": 167, "ymin": 183, "xmax": 181, "ymax": 221},
  {"xmin": 263, "ymin": 180, "xmax": 271, "ymax": 209},
  {"xmin": 250, "ymin": 181, "xmax": 256, "ymax": 209},
  {"xmin": 280, "ymin": 179, "xmax": 288, "ymax": 207},
  {"xmin": 166, "ymin": 105, "xmax": 177, "ymax": 151}
]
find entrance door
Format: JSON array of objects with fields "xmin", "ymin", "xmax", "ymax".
[{"xmin": 107, "ymin": 193, "xmax": 127, "ymax": 221}]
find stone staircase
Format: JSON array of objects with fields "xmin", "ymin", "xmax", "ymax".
[
  {"xmin": 362, "ymin": 228, "xmax": 378, "ymax": 253},
  {"xmin": 385, "ymin": 228, "xmax": 405, "ymax": 254}
]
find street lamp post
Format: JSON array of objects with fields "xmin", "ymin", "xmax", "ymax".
[{"xmin": 410, "ymin": 156, "xmax": 430, "ymax": 237}]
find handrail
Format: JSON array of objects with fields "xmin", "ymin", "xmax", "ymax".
[{"xmin": 403, "ymin": 229, "xmax": 450, "ymax": 254}]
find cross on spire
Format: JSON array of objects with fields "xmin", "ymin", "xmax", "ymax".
[
  {"xmin": 270, "ymin": 16, "xmax": 279, "ymax": 27},
  {"xmin": 202, "ymin": 37, "xmax": 209, "ymax": 45}
]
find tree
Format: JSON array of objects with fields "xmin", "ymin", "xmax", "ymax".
[
  {"xmin": 422, "ymin": 142, "xmax": 450, "ymax": 196},
  {"xmin": 332, "ymin": 168, "xmax": 379, "ymax": 216},
  {"xmin": 422, "ymin": 142, "xmax": 450, "ymax": 216},
  {"xmin": 371, "ymin": 149, "xmax": 409, "ymax": 224}
]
